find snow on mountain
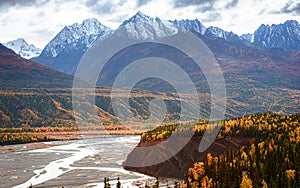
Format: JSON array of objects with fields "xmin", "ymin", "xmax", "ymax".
[
  {"xmin": 32, "ymin": 12, "xmax": 300, "ymax": 76},
  {"xmin": 120, "ymin": 11, "xmax": 178, "ymax": 40},
  {"xmin": 252, "ymin": 20, "xmax": 300, "ymax": 50},
  {"xmin": 240, "ymin": 33, "xmax": 254, "ymax": 43},
  {"xmin": 171, "ymin": 19, "xmax": 206, "ymax": 35},
  {"xmin": 4, "ymin": 38, "xmax": 41, "ymax": 59},
  {"xmin": 41, "ymin": 18, "xmax": 111, "ymax": 58},
  {"xmin": 171, "ymin": 19, "xmax": 241, "ymax": 43},
  {"xmin": 205, "ymin": 26, "xmax": 225, "ymax": 38},
  {"xmin": 33, "ymin": 18, "xmax": 111, "ymax": 75},
  {"xmin": 120, "ymin": 12, "xmax": 239, "ymax": 42},
  {"xmin": 204, "ymin": 26, "xmax": 241, "ymax": 43}
]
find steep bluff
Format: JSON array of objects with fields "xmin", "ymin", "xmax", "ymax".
[{"xmin": 124, "ymin": 135, "xmax": 253, "ymax": 179}]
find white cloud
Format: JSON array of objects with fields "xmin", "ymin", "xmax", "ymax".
[{"xmin": 0, "ymin": 0, "xmax": 299, "ymax": 48}]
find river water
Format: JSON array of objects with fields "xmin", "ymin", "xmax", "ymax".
[{"xmin": 0, "ymin": 135, "xmax": 167, "ymax": 188}]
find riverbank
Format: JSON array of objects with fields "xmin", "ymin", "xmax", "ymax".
[{"xmin": 0, "ymin": 127, "xmax": 142, "ymax": 146}]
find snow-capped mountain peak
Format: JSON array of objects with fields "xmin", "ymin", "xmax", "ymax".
[
  {"xmin": 120, "ymin": 11, "xmax": 178, "ymax": 40},
  {"xmin": 41, "ymin": 18, "xmax": 111, "ymax": 58},
  {"xmin": 63, "ymin": 18, "xmax": 110, "ymax": 42},
  {"xmin": 33, "ymin": 18, "xmax": 112, "ymax": 75},
  {"xmin": 4, "ymin": 38, "xmax": 41, "ymax": 59},
  {"xmin": 204, "ymin": 26, "xmax": 241, "ymax": 43},
  {"xmin": 121, "ymin": 11, "xmax": 154, "ymax": 25},
  {"xmin": 79, "ymin": 18, "xmax": 110, "ymax": 36},
  {"xmin": 240, "ymin": 33, "xmax": 254, "ymax": 43},
  {"xmin": 171, "ymin": 19, "xmax": 206, "ymax": 35},
  {"xmin": 247, "ymin": 20, "xmax": 300, "ymax": 50},
  {"xmin": 205, "ymin": 26, "xmax": 225, "ymax": 38},
  {"xmin": 33, "ymin": 15, "xmax": 300, "ymax": 77},
  {"xmin": 171, "ymin": 19, "xmax": 242, "ymax": 43}
]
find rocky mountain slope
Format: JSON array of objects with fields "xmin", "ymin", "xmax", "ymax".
[
  {"xmin": 251, "ymin": 20, "xmax": 299, "ymax": 50},
  {"xmin": 32, "ymin": 18, "xmax": 111, "ymax": 75}
]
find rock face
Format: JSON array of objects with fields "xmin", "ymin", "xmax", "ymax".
[
  {"xmin": 4, "ymin": 38, "xmax": 41, "ymax": 59},
  {"xmin": 124, "ymin": 136, "xmax": 252, "ymax": 179},
  {"xmin": 252, "ymin": 20, "xmax": 300, "ymax": 50},
  {"xmin": 32, "ymin": 18, "xmax": 111, "ymax": 75},
  {"xmin": 121, "ymin": 11, "xmax": 178, "ymax": 40},
  {"xmin": 171, "ymin": 19, "xmax": 206, "ymax": 35}
]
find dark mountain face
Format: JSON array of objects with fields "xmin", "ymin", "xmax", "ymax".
[
  {"xmin": 32, "ymin": 43, "xmax": 87, "ymax": 76},
  {"xmin": 0, "ymin": 43, "xmax": 15, "ymax": 54},
  {"xmin": 93, "ymin": 27, "xmax": 299, "ymax": 91},
  {"xmin": 0, "ymin": 43, "xmax": 73, "ymax": 90}
]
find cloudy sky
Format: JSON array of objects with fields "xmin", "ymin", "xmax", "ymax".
[{"xmin": 0, "ymin": 0, "xmax": 299, "ymax": 48}]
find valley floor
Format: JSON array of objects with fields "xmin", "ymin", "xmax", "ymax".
[{"xmin": 0, "ymin": 135, "xmax": 156, "ymax": 188}]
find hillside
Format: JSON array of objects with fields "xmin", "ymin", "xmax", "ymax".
[
  {"xmin": 0, "ymin": 40, "xmax": 299, "ymax": 128},
  {"xmin": 0, "ymin": 44, "xmax": 73, "ymax": 90},
  {"xmin": 0, "ymin": 44, "xmax": 74, "ymax": 128},
  {"xmin": 93, "ymin": 29, "xmax": 300, "ymax": 118},
  {"xmin": 0, "ymin": 14, "xmax": 299, "ymax": 128},
  {"xmin": 28, "ymin": 13, "xmax": 300, "ymax": 119},
  {"xmin": 124, "ymin": 113, "xmax": 300, "ymax": 187}
]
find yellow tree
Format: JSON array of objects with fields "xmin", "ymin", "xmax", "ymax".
[
  {"xmin": 261, "ymin": 179, "xmax": 268, "ymax": 188},
  {"xmin": 207, "ymin": 153, "xmax": 213, "ymax": 166},
  {"xmin": 240, "ymin": 173, "xmax": 253, "ymax": 188}
]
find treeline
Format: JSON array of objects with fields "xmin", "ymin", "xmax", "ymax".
[
  {"xmin": 0, "ymin": 126, "xmax": 78, "ymax": 133},
  {"xmin": 102, "ymin": 176, "xmax": 175, "ymax": 188},
  {"xmin": 0, "ymin": 125, "xmax": 132, "ymax": 133},
  {"xmin": 141, "ymin": 123, "xmax": 178, "ymax": 142},
  {"xmin": 182, "ymin": 113, "xmax": 299, "ymax": 187},
  {"xmin": 140, "ymin": 120, "xmax": 209, "ymax": 143},
  {"xmin": 0, "ymin": 133, "xmax": 56, "ymax": 145},
  {"xmin": 0, "ymin": 125, "xmax": 135, "ymax": 145}
]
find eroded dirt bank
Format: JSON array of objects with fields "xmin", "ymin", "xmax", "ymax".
[{"xmin": 124, "ymin": 135, "xmax": 252, "ymax": 179}]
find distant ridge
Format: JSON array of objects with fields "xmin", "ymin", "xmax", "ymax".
[{"xmin": 4, "ymin": 38, "xmax": 41, "ymax": 59}]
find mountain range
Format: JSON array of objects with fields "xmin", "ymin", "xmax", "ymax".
[
  {"xmin": 32, "ymin": 12, "xmax": 298, "ymax": 116},
  {"xmin": 0, "ymin": 12, "xmax": 299, "ymax": 127},
  {"xmin": 26, "ymin": 12, "xmax": 300, "ymax": 76},
  {"xmin": 251, "ymin": 20, "xmax": 300, "ymax": 50}
]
